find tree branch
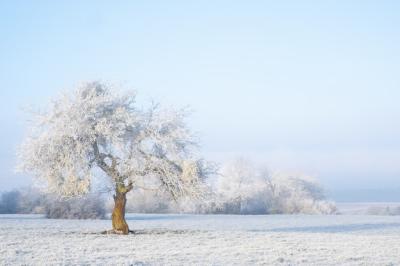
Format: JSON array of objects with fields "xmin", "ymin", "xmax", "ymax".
[
  {"xmin": 138, "ymin": 148, "xmax": 182, "ymax": 173},
  {"xmin": 117, "ymin": 180, "xmax": 133, "ymax": 194},
  {"xmin": 92, "ymin": 141, "xmax": 117, "ymax": 177}
]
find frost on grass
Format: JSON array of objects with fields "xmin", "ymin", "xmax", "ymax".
[{"xmin": 1, "ymin": 214, "xmax": 400, "ymax": 265}]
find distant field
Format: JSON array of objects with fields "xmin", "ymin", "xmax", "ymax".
[
  {"xmin": 1, "ymin": 213, "xmax": 400, "ymax": 265},
  {"xmin": 337, "ymin": 202, "xmax": 400, "ymax": 215}
]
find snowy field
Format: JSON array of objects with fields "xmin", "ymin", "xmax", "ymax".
[{"xmin": 1, "ymin": 214, "xmax": 400, "ymax": 265}]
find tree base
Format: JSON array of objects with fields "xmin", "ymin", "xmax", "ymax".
[{"xmin": 101, "ymin": 229, "xmax": 136, "ymax": 235}]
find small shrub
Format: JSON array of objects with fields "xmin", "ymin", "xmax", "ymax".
[{"xmin": 44, "ymin": 194, "xmax": 106, "ymax": 219}]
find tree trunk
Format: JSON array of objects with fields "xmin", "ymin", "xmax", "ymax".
[{"xmin": 111, "ymin": 191, "xmax": 129, "ymax": 234}]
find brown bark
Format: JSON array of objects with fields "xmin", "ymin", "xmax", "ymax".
[
  {"xmin": 111, "ymin": 181, "xmax": 133, "ymax": 235},
  {"xmin": 111, "ymin": 191, "xmax": 129, "ymax": 234}
]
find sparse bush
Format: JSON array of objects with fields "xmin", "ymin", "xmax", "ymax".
[
  {"xmin": 44, "ymin": 194, "xmax": 106, "ymax": 219},
  {"xmin": 0, "ymin": 188, "xmax": 106, "ymax": 219}
]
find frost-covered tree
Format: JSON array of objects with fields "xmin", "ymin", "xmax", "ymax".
[
  {"xmin": 214, "ymin": 159, "xmax": 336, "ymax": 214},
  {"xmin": 215, "ymin": 158, "xmax": 264, "ymax": 213},
  {"xmin": 17, "ymin": 82, "xmax": 211, "ymax": 234}
]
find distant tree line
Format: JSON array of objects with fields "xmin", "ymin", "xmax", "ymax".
[
  {"xmin": 2, "ymin": 159, "xmax": 341, "ymax": 217},
  {"xmin": 0, "ymin": 187, "xmax": 105, "ymax": 219},
  {"xmin": 122, "ymin": 159, "xmax": 337, "ymax": 215}
]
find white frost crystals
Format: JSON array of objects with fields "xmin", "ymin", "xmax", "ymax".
[
  {"xmin": 17, "ymin": 82, "xmax": 211, "ymax": 199},
  {"xmin": 213, "ymin": 159, "xmax": 336, "ymax": 214}
]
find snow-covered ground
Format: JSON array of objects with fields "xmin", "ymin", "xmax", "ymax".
[{"xmin": 1, "ymin": 214, "xmax": 400, "ymax": 265}]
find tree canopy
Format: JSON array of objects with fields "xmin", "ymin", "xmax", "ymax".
[{"xmin": 18, "ymin": 82, "xmax": 211, "ymax": 200}]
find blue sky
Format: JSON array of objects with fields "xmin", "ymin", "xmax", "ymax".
[{"xmin": 1, "ymin": 1, "xmax": 399, "ymax": 196}]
